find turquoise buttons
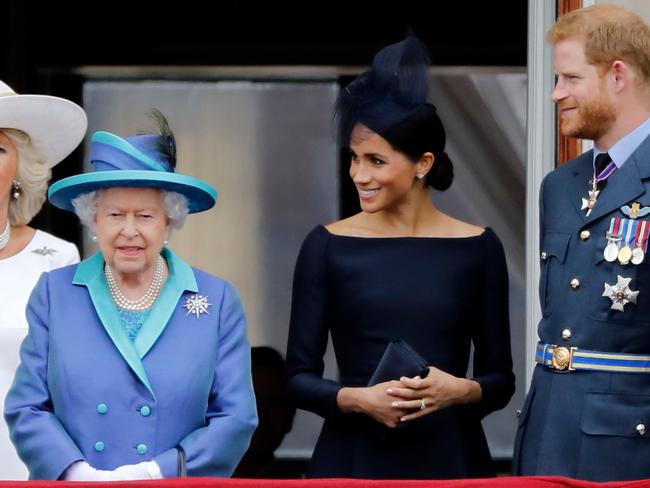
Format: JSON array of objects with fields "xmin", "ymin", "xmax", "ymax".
[
  {"xmin": 94, "ymin": 441, "xmax": 105, "ymax": 452},
  {"xmin": 97, "ymin": 403, "xmax": 108, "ymax": 414},
  {"xmin": 137, "ymin": 443, "xmax": 148, "ymax": 455},
  {"xmin": 140, "ymin": 406, "xmax": 151, "ymax": 417}
]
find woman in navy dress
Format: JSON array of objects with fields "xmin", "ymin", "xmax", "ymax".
[{"xmin": 285, "ymin": 37, "xmax": 515, "ymax": 479}]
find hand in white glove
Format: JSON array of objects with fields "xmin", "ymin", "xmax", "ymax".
[
  {"xmin": 62, "ymin": 460, "xmax": 121, "ymax": 481},
  {"xmin": 112, "ymin": 461, "xmax": 163, "ymax": 480}
]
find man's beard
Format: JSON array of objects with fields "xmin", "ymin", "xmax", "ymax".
[{"xmin": 559, "ymin": 93, "xmax": 616, "ymax": 141}]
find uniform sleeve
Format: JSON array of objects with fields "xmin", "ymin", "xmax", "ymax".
[
  {"xmin": 154, "ymin": 281, "xmax": 258, "ymax": 477},
  {"xmin": 285, "ymin": 226, "xmax": 342, "ymax": 419},
  {"xmin": 470, "ymin": 230, "xmax": 516, "ymax": 419},
  {"xmin": 4, "ymin": 273, "xmax": 84, "ymax": 480},
  {"xmin": 539, "ymin": 174, "xmax": 548, "ymax": 250}
]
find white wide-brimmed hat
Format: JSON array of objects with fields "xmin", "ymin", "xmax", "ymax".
[{"xmin": 0, "ymin": 80, "xmax": 87, "ymax": 168}]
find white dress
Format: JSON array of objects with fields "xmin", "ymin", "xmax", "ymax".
[{"xmin": 0, "ymin": 230, "xmax": 79, "ymax": 480}]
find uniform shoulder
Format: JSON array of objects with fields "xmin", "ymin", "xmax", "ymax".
[{"xmin": 544, "ymin": 152, "xmax": 591, "ymax": 184}]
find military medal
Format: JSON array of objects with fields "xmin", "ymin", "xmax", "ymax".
[
  {"xmin": 605, "ymin": 242, "xmax": 620, "ymax": 262},
  {"xmin": 603, "ymin": 275, "xmax": 639, "ymax": 311},
  {"xmin": 618, "ymin": 246, "xmax": 633, "ymax": 265},
  {"xmin": 632, "ymin": 220, "xmax": 647, "ymax": 265},
  {"xmin": 583, "ymin": 157, "xmax": 617, "ymax": 217},
  {"xmin": 618, "ymin": 219, "xmax": 637, "ymax": 266},
  {"xmin": 604, "ymin": 218, "xmax": 622, "ymax": 262},
  {"xmin": 581, "ymin": 189, "xmax": 600, "ymax": 217},
  {"xmin": 632, "ymin": 245, "xmax": 645, "ymax": 265}
]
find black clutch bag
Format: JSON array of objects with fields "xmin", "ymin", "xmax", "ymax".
[{"xmin": 368, "ymin": 339, "xmax": 430, "ymax": 386}]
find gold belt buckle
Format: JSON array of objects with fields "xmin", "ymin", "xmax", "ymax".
[{"xmin": 551, "ymin": 346, "xmax": 577, "ymax": 371}]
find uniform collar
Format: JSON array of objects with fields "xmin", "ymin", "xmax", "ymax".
[{"xmin": 594, "ymin": 117, "xmax": 650, "ymax": 169}]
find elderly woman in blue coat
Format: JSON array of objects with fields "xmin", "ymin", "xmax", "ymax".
[{"xmin": 4, "ymin": 112, "xmax": 258, "ymax": 480}]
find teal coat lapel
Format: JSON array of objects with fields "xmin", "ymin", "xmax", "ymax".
[
  {"xmin": 134, "ymin": 248, "xmax": 198, "ymax": 359},
  {"xmin": 72, "ymin": 248, "xmax": 198, "ymax": 399}
]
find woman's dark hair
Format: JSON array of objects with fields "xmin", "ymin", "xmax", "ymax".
[
  {"xmin": 379, "ymin": 104, "xmax": 454, "ymax": 191},
  {"xmin": 334, "ymin": 36, "xmax": 454, "ymax": 191}
]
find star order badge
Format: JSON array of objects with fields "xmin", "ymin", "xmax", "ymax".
[
  {"xmin": 581, "ymin": 189, "xmax": 600, "ymax": 216},
  {"xmin": 603, "ymin": 275, "xmax": 639, "ymax": 312},
  {"xmin": 183, "ymin": 294, "xmax": 211, "ymax": 318}
]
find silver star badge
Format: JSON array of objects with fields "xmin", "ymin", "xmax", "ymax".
[
  {"xmin": 31, "ymin": 246, "xmax": 58, "ymax": 256},
  {"xmin": 603, "ymin": 275, "xmax": 639, "ymax": 312},
  {"xmin": 581, "ymin": 189, "xmax": 600, "ymax": 216},
  {"xmin": 183, "ymin": 294, "xmax": 211, "ymax": 318}
]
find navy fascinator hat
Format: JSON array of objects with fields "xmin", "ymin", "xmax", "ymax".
[{"xmin": 334, "ymin": 36, "xmax": 453, "ymax": 191}]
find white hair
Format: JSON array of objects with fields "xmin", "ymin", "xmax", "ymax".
[
  {"xmin": 71, "ymin": 188, "xmax": 189, "ymax": 234},
  {"xmin": 4, "ymin": 129, "xmax": 52, "ymax": 226}
]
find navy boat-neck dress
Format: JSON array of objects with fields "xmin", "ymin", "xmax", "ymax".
[{"xmin": 285, "ymin": 225, "xmax": 515, "ymax": 479}]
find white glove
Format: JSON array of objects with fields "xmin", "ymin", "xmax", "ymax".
[
  {"xmin": 112, "ymin": 461, "xmax": 163, "ymax": 480},
  {"xmin": 62, "ymin": 460, "xmax": 121, "ymax": 481}
]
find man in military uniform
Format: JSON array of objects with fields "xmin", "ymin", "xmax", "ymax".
[{"xmin": 514, "ymin": 4, "xmax": 650, "ymax": 481}]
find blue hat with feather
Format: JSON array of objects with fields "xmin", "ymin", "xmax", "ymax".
[{"xmin": 48, "ymin": 110, "xmax": 217, "ymax": 213}]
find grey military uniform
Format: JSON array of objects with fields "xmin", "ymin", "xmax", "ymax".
[{"xmin": 514, "ymin": 136, "xmax": 650, "ymax": 481}]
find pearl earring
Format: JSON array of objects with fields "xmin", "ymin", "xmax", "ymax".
[
  {"xmin": 416, "ymin": 173, "xmax": 425, "ymax": 180},
  {"xmin": 11, "ymin": 180, "xmax": 22, "ymax": 200},
  {"xmin": 90, "ymin": 234, "xmax": 98, "ymax": 242}
]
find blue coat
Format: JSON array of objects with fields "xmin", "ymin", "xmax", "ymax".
[
  {"xmin": 4, "ymin": 249, "xmax": 258, "ymax": 480},
  {"xmin": 514, "ymin": 135, "xmax": 650, "ymax": 481}
]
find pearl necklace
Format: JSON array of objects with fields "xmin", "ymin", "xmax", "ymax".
[
  {"xmin": 0, "ymin": 221, "xmax": 10, "ymax": 250},
  {"xmin": 105, "ymin": 255, "xmax": 165, "ymax": 311}
]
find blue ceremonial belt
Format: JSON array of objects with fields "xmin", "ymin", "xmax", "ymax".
[{"xmin": 536, "ymin": 342, "xmax": 650, "ymax": 373}]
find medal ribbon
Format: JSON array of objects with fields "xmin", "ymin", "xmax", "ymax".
[
  {"xmin": 595, "ymin": 160, "xmax": 617, "ymax": 184},
  {"xmin": 608, "ymin": 217, "xmax": 616, "ymax": 236},
  {"xmin": 614, "ymin": 217, "xmax": 623, "ymax": 243},
  {"xmin": 624, "ymin": 219, "xmax": 638, "ymax": 249},
  {"xmin": 634, "ymin": 220, "xmax": 644, "ymax": 248}
]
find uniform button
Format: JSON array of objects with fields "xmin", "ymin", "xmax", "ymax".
[
  {"xmin": 541, "ymin": 251, "xmax": 548, "ymax": 260},
  {"xmin": 95, "ymin": 441, "xmax": 105, "ymax": 452},
  {"xmin": 137, "ymin": 443, "xmax": 148, "ymax": 455},
  {"xmin": 580, "ymin": 230, "xmax": 591, "ymax": 241},
  {"xmin": 97, "ymin": 403, "xmax": 108, "ymax": 414},
  {"xmin": 570, "ymin": 278, "xmax": 581, "ymax": 289},
  {"xmin": 140, "ymin": 406, "xmax": 151, "ymax": 417},
  {"xmin": 562, "ymin": 329, "xmax": 572, "ymax": 340},
  {"xmin": 638, "ymin": 424, "xmax": 646, "ymax": 436}
]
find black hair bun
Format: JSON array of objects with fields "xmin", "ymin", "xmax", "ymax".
[{"xmin": 427, "ymin": 151, "xmax": 453, "ymax": 191}]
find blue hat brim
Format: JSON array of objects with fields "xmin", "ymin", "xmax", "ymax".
[{"xmin": 48, "ymin": 170, "xmax": 218, "ymax": 213}]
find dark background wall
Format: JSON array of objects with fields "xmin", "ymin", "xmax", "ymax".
[{"xmin": 0, "ymin": 1, "xmax": 527, "ymax": 245}]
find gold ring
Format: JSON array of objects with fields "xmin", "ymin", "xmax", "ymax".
[{"xmin": 419, "ymin": 399, "xmax": 427, "ymax": 410}]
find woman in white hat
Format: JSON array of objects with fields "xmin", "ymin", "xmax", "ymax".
[
  {"xmin": 4, "ymin": 111, "xmax": 257, "ymax": 480},
  {"xmin": 0, "ymin": 80, "xmax": 86, "ymax": 480}
]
